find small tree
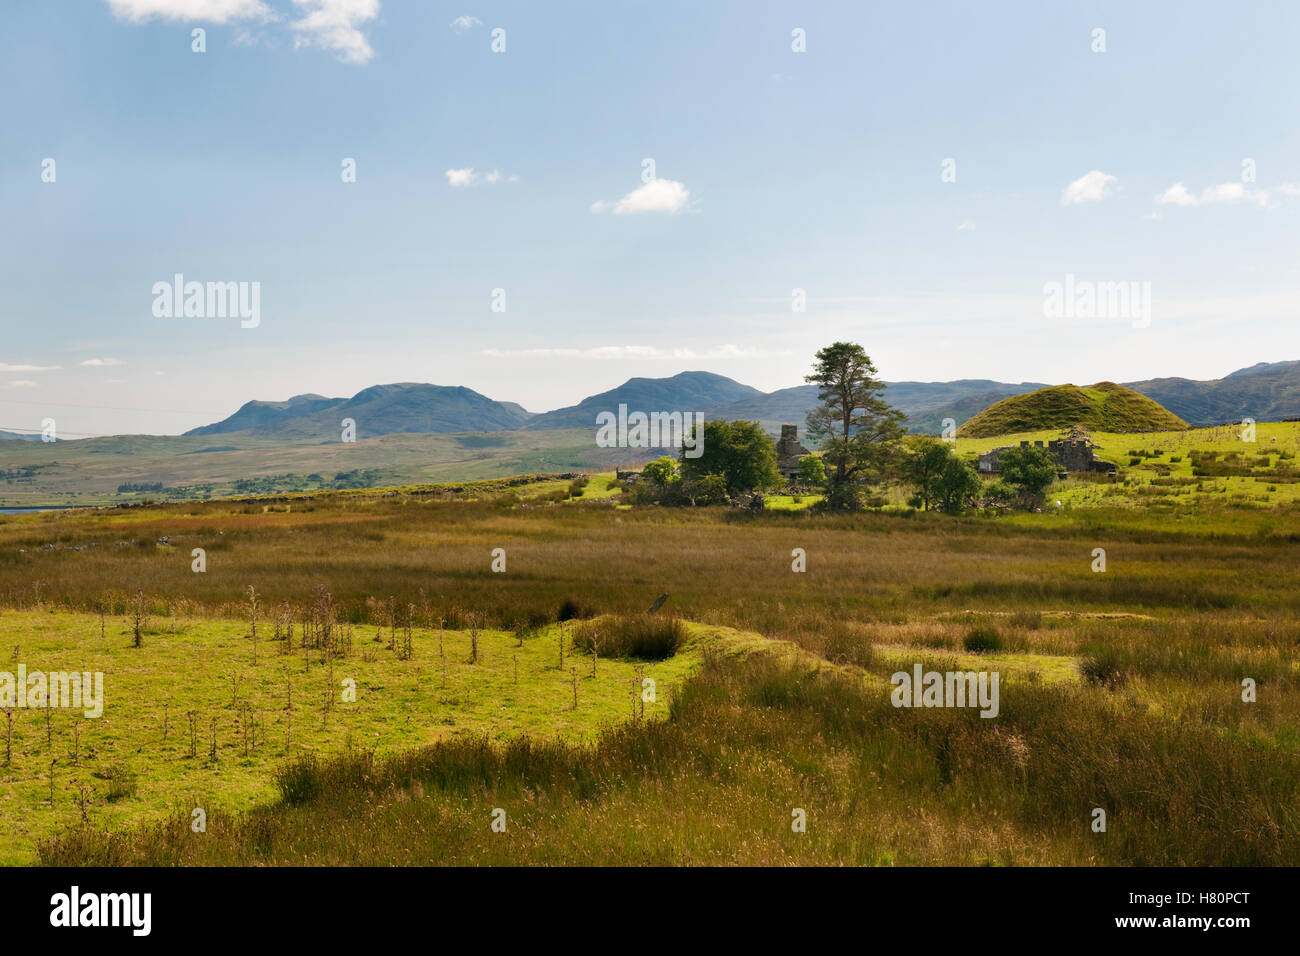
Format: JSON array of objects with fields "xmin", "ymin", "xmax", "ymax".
[
  {"xmin": 131, "ymin": 589, "xmax": 147, "ymax": 648},
  {"xmin": 641, "ymin": 455, "xmax": 678, "ymax": 487},
  {"xmin": 900, "ymin": 435, "xmax": 952, "ymax": 511},
  {"xmin": 797, "ymin": 454, "xmax": 826, "ymax": 486},
  {"xmin": 997, "ymin": 445, "xmax": 1058, "ymax": 507},
  {"xmin": 936, "ymin": 455, "xmax": 982, "ymax": 513}
]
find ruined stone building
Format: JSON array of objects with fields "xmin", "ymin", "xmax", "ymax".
[
  {"xmin": 977, "ymin": 439, "xmax": 1113, "ymax": 475},
  {"xmin": 776, "ymin": 424, "xmax": 812, "ymax": 479}
]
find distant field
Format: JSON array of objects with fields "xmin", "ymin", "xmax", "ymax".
[
  {"xmin": 0, "ymin": 428, "xmax": 643, "ymax": 508},
  {"xmin": 957, "ymin": 421, "xmax": 1300, "ymax": 516}
]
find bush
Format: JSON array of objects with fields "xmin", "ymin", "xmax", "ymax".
[
  {"xmin": 571, "ymin": 615, "xmax": 685, "ymax": 660},
  {"xmin": 962, "ymin": 627, "xmax": 1003, "ymax": 653},
  {"xmin": 1078, "ymin": 650, "xmax": 1127, "ymax": 688}
]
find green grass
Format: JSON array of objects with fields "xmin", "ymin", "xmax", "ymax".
[
  {"xmin": 763, "ymin": 493, "xmax": 823, "ymax": 511},
  {"xmin": 0, "ymin": 608, "xmax": 697, "ymax": 864},
  {"xmin": 958, "ymin": 382, "xmax": 1189, "ymax": 438},
  {"xmin": 3, "ymin": 458, "xmax": 1299, "ymax": 866}
]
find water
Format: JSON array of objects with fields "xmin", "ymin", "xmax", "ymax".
[{"xmin": 0, "ymin": 507, "xmax": 65, "ymax": 514}]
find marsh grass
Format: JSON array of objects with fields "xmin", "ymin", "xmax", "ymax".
[
  {"xmin": 38, "ymin": 647, "xmax": 1300, "ymax": 867},
  {"xmin": 571, "ymin": 615, "xmax": 685, "ymax": 661}
]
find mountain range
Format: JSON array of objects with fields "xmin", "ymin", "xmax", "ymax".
[{"xmin": 170, "ymin": 360, "xmax": 1300, "ymax": 442}]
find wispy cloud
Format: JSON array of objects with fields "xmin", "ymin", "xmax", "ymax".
[
  {"xmin": 80, "ymin": 358, "xmax": 125, "ymax": 367},
  {"xmin": 480, "ymin": 344, "xmax": 778, "ymax": 360},
  {"xmin": 1156, "ymin": 181, "xmax": 1281, "ymax": 208},
  {"xmin": 105, "ymin": 0, "xmax": 380, "ymax": 64},
  {"xmin": 449, "ymin": 15, "xmax": 482, "ymax": 33},
  {"xmin": 956, "ymin": 220, "xmax": 976, "ymax": 231},
  {"xmin": 445, "ymin": 167, "xmax": 518, "ymax": 187},
  {"xmin": 290, "ymin": 0, "xmax": 380, "ymax": 65},
  {"xmin": 1060, "ymin": 170, "xmax": 1117, "ymax": 206},
  {"xmin": 591, "ymin": 179, "xmax": 691, "ymax": 215},
  {"xmin": 5, "ymin": 380, "xmax": 40, "ymax": 389},
  {"xmin": 0, "ymin": 363, "xmax": 59, "ymax": 372},
  {"xmin": 105, "ymin": 0, "xmax": 274, "ymax": 23}
]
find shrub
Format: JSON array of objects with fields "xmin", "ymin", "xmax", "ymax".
[
  {"xmin": 571, "ymin": 615, "xmax": 685, "ymax": 660},
  {"xmin": 962, "ymin": 627, "xmax": 1003, "ymax": 653},
  {"xmin": 1009, "ymin": 610, "xmax": 1042, "ymax": 630},
  {"xmin": 556, "ymin": 597, "xmax": 593, "ymax": 622},
  {"xmin": 96, "ymin": 763, "xmax": 139, "ymax": 802},
  {"xmin": 1078, "ymin": 649, "xmax": 1127, "ymax": 688},
  {"xmin": 823, "ymin": 628, "xmax": 873, "ymax": 668}
]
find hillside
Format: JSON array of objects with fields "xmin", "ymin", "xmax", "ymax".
[
  {"xmin": 1126, "ymin": 360, "xmax": 1300, "ymax": 426},
  {"xmin": 957, "ymin": 382, "xmax": 1188, "ymax": 437},
  {"xmin": 186, "ymin": 383, "xmax": 533, "ymax": 439},
  {"xmin": 708, "ymin": 379, "xmax": 1049, "ymax": 435},
  {"xmin": 525, "ymin": 371, "xmax": 762, "ymax": 429}
]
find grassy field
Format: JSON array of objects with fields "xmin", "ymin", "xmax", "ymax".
[
  {"xmin": 3, "ymin": 443, "xmax": 1299, "ymax": 865},
  {"xmin": 0, "ymin": 428, "xmax": 642, "ymax": 508},
  {"xmin": 0, "ymin": 609, "xmax": 698, "ymax": 865}
]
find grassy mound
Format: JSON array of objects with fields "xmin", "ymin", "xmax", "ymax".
[{"xmin": 957, "ymin": 382, "xmax": 1187, "ymax": 438}]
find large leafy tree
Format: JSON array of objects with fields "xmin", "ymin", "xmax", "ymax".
[
  {"xmin": 679, "ymin": 419, "xmax": 781, "ymax": 498},
  {"xmin": 900, "ymin": 435, "xmax": 951, "ymax": 511},
  {"xmin": 902, "ymin": 435, "xmax": 982, "ymax": 513},
  {"xmin": 936, "ymin": 455, "xmax": 982, "ymax": 513},
  {"xmin": 805, "ymin": 342, "xmax": 905, "ymax": 506},
  {"xmin": 997, "ymin": 445, "xmax": 1058, "ymax": 506}
]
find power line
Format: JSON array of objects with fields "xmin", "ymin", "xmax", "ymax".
[{"xmin": 0, "ymin": 397, "xmax": 216, "ymax": 415}]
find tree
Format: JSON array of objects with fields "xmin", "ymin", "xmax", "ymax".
[
  {"xmin": 936, "ymin": 455, "xmax": 982, "ymax": 513},
  {"xmin": 900, "ymin": 435, "xmax": 952, "ymax": 511},
  {"xmin": 997, "ymin": 445, "xmax": 1058, "ymax": 506},
  {"xmin": 797, "ymin": 454, "xmax": 826, "ymax": 486},
  {"xmin": 805, "ymin": 342, "xmax": 905, "ymax": 508},
  {"xmin": 641, "ymin": 456, "xmax": 678, "ymax": 487},
  {"xmin": 679, "ymin": 419, "xmax": 780, "ymax": 498}
]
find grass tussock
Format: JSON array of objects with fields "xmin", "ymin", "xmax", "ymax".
[{"xmin": 570, "ymin": 615, "xmax": 685, "ymax": 660}]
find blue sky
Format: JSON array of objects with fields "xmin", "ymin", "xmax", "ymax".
[{"xmin": 3, "ymin": 0, "xmax": 1300, "ymax": 437}]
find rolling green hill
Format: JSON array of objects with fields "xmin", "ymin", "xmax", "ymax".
[{"xmin": 957, "ymin": 382, "xmax": 1188, "ymax": 437}]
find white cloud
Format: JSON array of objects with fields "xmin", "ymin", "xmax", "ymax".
[
  {"xmin": 449, "ymin": 15, "xmax": 482, "ymax": 33},
  {"xmin": 445, "ymin": 167, "xmax": 516, "ymax": 187},
  {"xmin": 105, "ymin": 0, "xmax": 273, "ymax": 23},
  {"xmin": 289, "ymin": 0, "xmax": 379, "ymax": 65},
  {"xmin": 1156, "ymin": 181, "xmax": 1278, "ymax": 208},
  {"xmin": 956, "ymin": 220, "xmax": 976, "ymax": 231},
  {"xmin": 106, "ymin": 0, "xmax": 377, "ymax": 64},
  {"xmin": 1060, "ymin": 170, "xmax": 1118, "ymax": 206},
  {"xmin": 591, "ymin": 178, "xmax": 691, "ymax": 215},
  {"xmin": 80, "ymin": 358, "xmax": 125, "ymax": 367},
  {"xmin": 5, "ymin": 380, "xmax": 39, "ymax": 389},
  {"xmin": 0, "ymin": 363, "xmax": 59, "ymax": 372}
]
